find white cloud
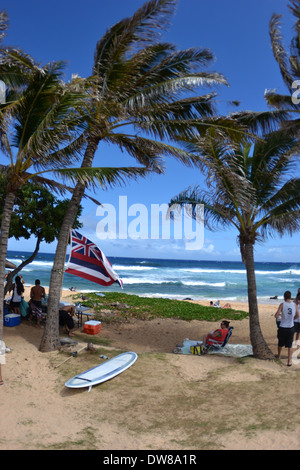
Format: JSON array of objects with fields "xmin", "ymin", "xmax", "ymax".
[
  {"xmin": 267, "ymin": 247, "xmax": 283, "ymax": 254},
  {"xmin": 201, "ymin": 243, "xmax": 216, "ymax": 254}
]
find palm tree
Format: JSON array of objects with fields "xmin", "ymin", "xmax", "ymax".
[
  {"xmin": 0, "ymin": 46, "xmax": 149, "ymax": 339},
  {"xmin": 0, "ymin": 51, "xmax": 86, "ymax": 336},
  {"xmin": 40, "ymin": 0, "xmax": 233, "ymax": 351},
  {"xmin": 265, "ymin": 0, "xmax": 300, "ymax": 121},
  {"xmin": 170, "ymin": 129, "xmax": 300, "ymax": 359}
]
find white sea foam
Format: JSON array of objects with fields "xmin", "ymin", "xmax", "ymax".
[
  {"xmin": 180, "ymin": 268, "xmax": 246, "ymax": 274},
  {"xmin": 121, "ymin": 277, "xmax": 227, "ymax": 287},
  {"xmin": 180, "ymin": 267, "xmax": 300, "ymax": 276},
  {"xmin": 123, "ymin": 277, "xmax": 178, "ymax": 285},
  {"xmin": 181, "ymin": 281, "xmax": 226, "ymax": 287},
  {"xmin": 112, "ymin": 265, "xmax": 156, "ymax": 271}
]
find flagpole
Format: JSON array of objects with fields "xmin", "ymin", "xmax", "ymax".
[
  {"xmin": 65, "ymin": 229, "xmax": 72, "ymax": 272},
  {"xmin": 60, "ymin": 229, "xmax": 72, "ymax": 301}
]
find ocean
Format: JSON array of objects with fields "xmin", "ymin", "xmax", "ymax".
[{"xmin": 5, "ymin": 250, "xmax": 300, "ymax": 304}]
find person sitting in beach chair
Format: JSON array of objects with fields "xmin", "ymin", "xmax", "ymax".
[{"xmin": 203, "ymin": 321, "xmax": 233, "ymax": 351}]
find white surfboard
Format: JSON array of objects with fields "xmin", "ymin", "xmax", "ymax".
[{"xmin": 65, "ymin": 352, "xmax": 138, "ymax": 392}]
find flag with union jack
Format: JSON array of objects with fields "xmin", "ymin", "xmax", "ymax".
[{"xmin": 65, "ymin": 229, "xmax": 123, "ymax": 288}]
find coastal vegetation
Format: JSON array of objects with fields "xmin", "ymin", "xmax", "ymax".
[{"xmin": 72, "ymin": 291, "xmax": 248, "ymax": 323}]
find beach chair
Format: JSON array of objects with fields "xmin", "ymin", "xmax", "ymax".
[{"xmin": 205, "ymin": 326, "xmax": 234, "ymax": 353}]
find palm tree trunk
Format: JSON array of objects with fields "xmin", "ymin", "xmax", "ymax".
[
  {"xmin": 4, "ymin": 235, "xmax": 42, "ymax": 296},
  {"xmin": 244, "ymin": 241, "xmax": 274, "ymax": 360},
  {"xmin": 39, "ymin": 136, "xmax": 99, "ymax": 352},
  {"xmin": 0, "ymin": 191, "xmax": 16, "ymax": 339}
]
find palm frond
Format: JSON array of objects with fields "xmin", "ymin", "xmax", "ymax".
[
  {"xmin": 269, "ymin": 13, "xmax": 293, "ymax": 91},
  {"xmin": 0, "ymin": 47, "xmax": 44, "ymax": 76},
  {"xmin": 171, "ymin": 123, "xmax": 300, "ymax": 247},
  {"xmin": 93, "ymin": 0, "xmax": 177, "ymax": 82},
  {"xmin": 169, "ymin": 186, "xmax": 238, "ymax": 232},
  {"xmin": 264, "ymin": 90, "xmax": 300, "ymax": 110},
  {"xmin": 258, "ymin": 178, "xmax": 300, "ymax": 224},
  {"xmin": 124, "ymin": 72, "xmax": 227, "ymax": 112},
  {"xmin": 21, "ymin": 172, "xmax": 101, "ymax": 205},
  {"xmin": 52, "ymin": 165, "xmax": 151, "ymax": 190},
  {"xmin": 106, "ymin": 132, "xmax": 203, "ymax": 169},
  {"xmin": 230, "ymin": 109, "xmax": 291, "ymax": 135},
  {"xmin": 0, "ymin": 10, "xmax": 8, "ymax": 43},
  {"xmin": 104, "ymin": 133, "xmax": 166, "ymax": 172},
  {"xmin": 288, "ymin": 0, "xmax": 300, "ymax": 65}
]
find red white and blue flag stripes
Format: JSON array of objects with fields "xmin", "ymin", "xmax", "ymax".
[{"xmin": 65, "ymin": 229, "xmax": 123, "ymax": 288}]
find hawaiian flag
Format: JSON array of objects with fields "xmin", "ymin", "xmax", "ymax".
[{"xmin": 65, "ymin": 229, "xmax": 123, "ymax": 288}]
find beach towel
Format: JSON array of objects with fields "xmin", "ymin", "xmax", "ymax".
[
  {"xmin": 20, "ymin": 299, "xmax": 29, "ymax": 317},
  {"xmin": 174, "ymin": 339, "xmax": 253, "ymax": 358}
]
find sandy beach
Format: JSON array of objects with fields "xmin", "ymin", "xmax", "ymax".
[{"xmin": 0, "ymin": 286, "xmax": 299, "ymax": 451}]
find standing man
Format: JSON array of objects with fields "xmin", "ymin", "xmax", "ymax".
[
  {"xmin": 30, "ymin": 279, "xmax": 46, "ymax": 307},
  {"xmin": 275, "ymin": 291, "xmax": 299, "ymax": 367},
  {"xmin": 30, "ymin": 280, "xmax": 46, "ymax": 327}
]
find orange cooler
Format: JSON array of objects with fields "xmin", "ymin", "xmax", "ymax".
[{"xmin": 84, "ymin": 320, "xmax": 101, "ymax": 335}]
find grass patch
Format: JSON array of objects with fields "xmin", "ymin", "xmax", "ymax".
[
  {"xmin": 42, "ymin": 427, "xmax": 99, "ymax": 450},
  {"xmin": 72, "ymin": 292, "xmax": 248, "ymax": 323},
  {"xmin": 71, "ymin": 332, "xmax": 112, "ymax": 346}
]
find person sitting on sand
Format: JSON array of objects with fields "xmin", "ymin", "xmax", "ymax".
[
  {"xmin": 222, "ymin": 302, "xmax": 232, "ymax": 309},
  {"xmin": 275, "ymin": 290, "xmax": 299, "ymax": 367},
  {"xmin": 211, "ymin": 300, "xmax": 232, "ymax": 309},
  {"xmin": 59, "ymin": 305, "xmax": 76, "ymax": 337},
  {"xmin": 203, "ymin": 320, "xmax": 230, "ymax": 348}
]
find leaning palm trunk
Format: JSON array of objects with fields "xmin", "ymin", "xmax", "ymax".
[
  {"xmin": 39, "ymin": 138, "xmax": 99, "ymax": 351},
  {"xmin": 4, "ymin": 235, "xmax": 42, "ymax": 296},
  {"xmin": 243, "ymin": 242, "xmax": 274, "ymax": 360},
  {"xmin": 0, "ymin": 191, "xmax": 16, "ymax": 339}
]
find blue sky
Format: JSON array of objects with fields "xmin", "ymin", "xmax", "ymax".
[{"xmin": 4, "ymin": 0, "xmax": 300, "ymax": 262}]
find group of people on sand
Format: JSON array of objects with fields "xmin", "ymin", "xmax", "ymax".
[
  {"xmin": 0, "ymin": 276, "xmax": 77, "ymax": 386},
  {"xmin": 7, "ymin": 276, "xmax": 46, "ymax": 327},
  {"xmin": 274, "ymin": 289, "xmax": 300, "ymax": 367},
  {"xmin": 5, "ymin": 275, "xmax": 77, "ymax": 336},
  {"xmin": 205, "ymin": 288, "xmax": 300, "ymax": 367}
]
